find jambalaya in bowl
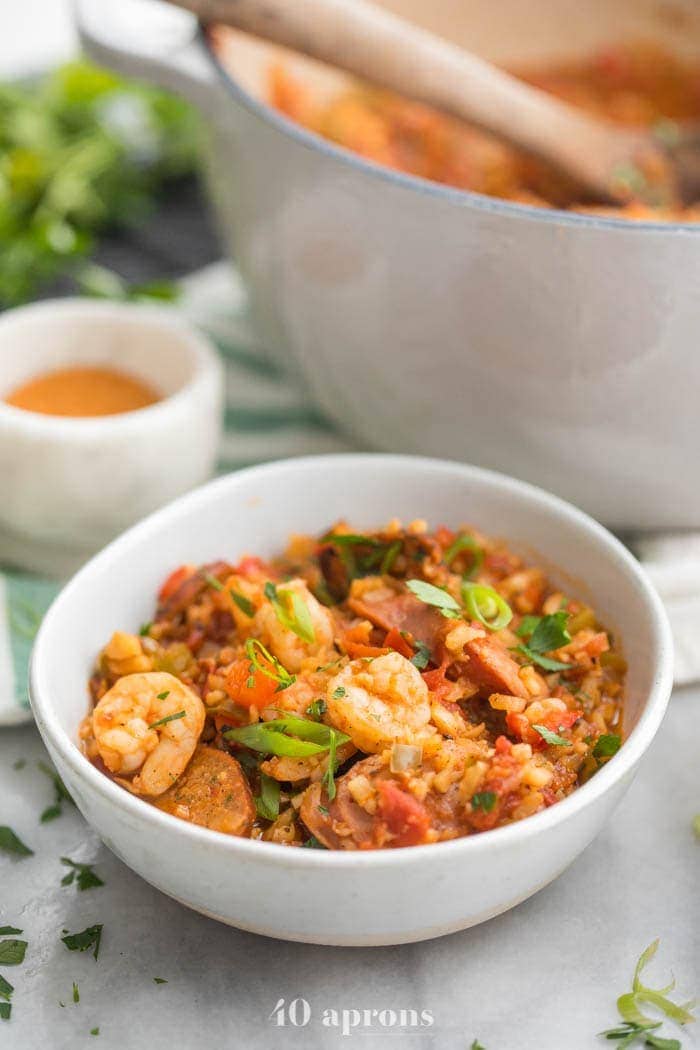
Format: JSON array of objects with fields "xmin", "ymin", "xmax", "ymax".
[{"xmin": 81, "ymin": 520, "xmax": 625, "ymax": 850}]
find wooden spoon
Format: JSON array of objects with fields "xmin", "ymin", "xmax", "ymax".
[{"xmin": 168, "ymin": 0, "xmax": 699, "ymax": 206}]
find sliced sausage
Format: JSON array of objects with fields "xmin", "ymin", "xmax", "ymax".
[
  {"xmin": 347, "ymin": 590, "xmax": 444, "ymax": 652},
  {"xmin": 157, "ymin": 561, "xmax": 233, "ymax": 619},
  {"xmin": 153, "ymin": 744, "xmax": 255, "ymax": 837},
  {"xmin": 464, "ymin": 634, "xmax": 527, "ymax": 698},
  {"xmin": 300, "ymin": 753, "xmax": 470, "ymax": 850}
]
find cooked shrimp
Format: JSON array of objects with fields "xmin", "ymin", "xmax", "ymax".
[
  {"xmin": 92, "ymin": 671, "xmax": 205, "ymax": 796},
  {"xmin": 254, "ymin": 577, "xmax": 335, "ymax": 672},
  {"xmin": 326, "ymin": 651, "xmax": 434, "ymax": 753}
]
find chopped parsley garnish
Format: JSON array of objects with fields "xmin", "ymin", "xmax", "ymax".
[
  {"xmin": 245, "ymin": 638, "xmax": 296, "ymax": 691},
  {"xmin": 203, "ymin": 572, "xmax": 224, "ymax": 592},
  {"xmin": 72, "ymin": 982, "xmax": 80, "ymax": 1004},
  {"xmin": 533, "ymin": 725, "xmax": 570, "ymax": 747},
  {"xmin": 320, "ymin": 532, "xmax": 399, "ymax": 580},
  {"xmin": 37, "ymin": 760, "xmax": 74, "ymax": 822},
  {"xmin": 306, "ymin": 698, "xmax": 327, "ymax": 720},
  {"xmin": 317, "ymin": 804, "xmax": 329, "ymax": 817},
  {"xmin": 0, "ymin": 941, "xmax": 27, "ymax": 966},
  {"xmin": 0, "ymin": 975, "xmax": 13, "ymax": 1001},
  {"xmin": 61, "ymin": 924, "xmax": 103, "ymax": 961},
  {"xmin": 156, "ymin": 690, "xmax": 170, "ymax": 700},
  {"xmin": 0, "ymin": 928, "xmax": 21, "ymax": 937},
  {"xmin": 255, "ymin": 773, "xmax": 281, "ymax": 822},
  {"xmin": 302, "ymin": 836, "xmax": 326, "ymax": 849},
  {"xmin": 264, "ymin": 582, "xmax": 316, "ymax": 644},
  {"xmin": 139, "ymin": 622, "xmax": 152, "ymax": 636},
  {"xmin": 471, "ymin": 792, "xmax": 497, "ymax": 813},
  {"xmin": 229, "ymin": 589, "xmax": 255, "ymax": 618},
  {"xmin": 332, "ymin": 686, "xmax": 346, "ymax": 699},
  {"xmin": 12, "ymin": 758, "xmax": 26, "ymax": 771},
  {"xmin": 693, "ymin": 814, "xmax": 700, "ymax": 840},
  {"xmin": 90, "ymin": 1028, "xmax": 100, "ymax": 1036},
  {"xmin": 0, "ymin": 1003, "xmax": 10, "ymax": 1021},
  {"xmin": 0, "ymin": 827, "xmax": 33, "ymax": 857},
  {"xmin": 60, "ymin": 857, "xmax": 104, "ymax": 891},
  {"xmin": 153, "ymin": 977, "xmax": 168, "ymax": 984},
  {"xmin": 600, "ymin": 939, "xmax": 695, "ymax": 1048},
  {"xmin": 593, "ymin": 733, "xmax": 622, "ymax": 760},
  {"xmin": 470, "ymin": 1041, "xmax": 487, "ymax": 1050},
  {"xmin": 410, "ymin": 641, "xmax": 431, "ymax": 670},
  {"xmin": 406, "ymin": 579, "xmax": 461, "ymax": 619},
  {"xmin": 148, "ymin": 710, "xmax": 185, "ymax": 730},
  {"xmin": 515, "ymin": 611, "xmax": 572, "ymax": 671}
]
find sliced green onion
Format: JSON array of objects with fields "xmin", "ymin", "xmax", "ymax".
[
  {"xmin": 324, "ymin": 729, "xmax": 339, "ymax": 801},
  {"xmin": 461, "ymin": 582, "xmax": 512, "ymax": 631},
  {"xmin": 443, "ymin": 533, "xmax": 484, "ymax": 578},
  {"xmin": 229, "ymin": 589, "xmax": 255, "ymax": 618},
  {"xmin": 379, "ymin": 540, "xmax": 401, "ymax": 575},
  {"xmin": 265, "ymin": 714, "xmax": 349, "ymax": 748},
  {"xmin": 264, "ymin": 582, "xmax": 316, "ymax": 643},
  {"xmin": 406, "ymin": 579, "xmax": 461, "ymax": 619},
  {"xmin": 245, "ymin": 638, "xmax": 296, "ymax": 691},
  {"xmin": 225, "ymin": 715, "xmax": 349, "ymax": 758},
  {"xmin": 225, "ymin": 724, "xmax": 327, "ymax": 757},
  {"xmin": 203, "ymin": 572, "xmax": 224, "ymax": 592}
]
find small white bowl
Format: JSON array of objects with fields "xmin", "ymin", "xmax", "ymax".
[
  {"xmin": 0, "ymin": 298, "xmax": 223, "ymax": 575},
  {"xmin": 30, "ymin": 455, "xmax": 673, "ymax": 945}
]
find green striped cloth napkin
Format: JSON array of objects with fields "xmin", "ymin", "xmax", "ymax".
[{"xmin": 1, "ymin": 262, "xmax": 355, "ymax": 725}]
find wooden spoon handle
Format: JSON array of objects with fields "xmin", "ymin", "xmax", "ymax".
[{"xmin": 176, "ymin": 0, "xmax": 640, "ymax": 200}]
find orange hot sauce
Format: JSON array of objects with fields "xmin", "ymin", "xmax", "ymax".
[{"xmin": 4, "ymin": 366, "xmax": 161, "ymax": 418}]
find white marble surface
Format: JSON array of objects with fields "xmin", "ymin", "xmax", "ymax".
[{"xmin": 2, "ymin": 688, "xmax": 698, "ymax": 1050}]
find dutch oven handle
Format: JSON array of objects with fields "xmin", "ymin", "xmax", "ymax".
[{"xmin": 74, "ymin": 0, "xmax": 220, "ymax": 111}]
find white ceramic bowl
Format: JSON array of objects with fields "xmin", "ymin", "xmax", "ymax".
[
  {"xmin": 30, "ymin": 454, "xmax": 672, "ymax": 945},
  {"xmin": 77, "ymin": 0, "xmax": 700, "ymax": 529},
  {"xmin": 0, "ymin": 298, "xmax": 223, "ymax": 574}
]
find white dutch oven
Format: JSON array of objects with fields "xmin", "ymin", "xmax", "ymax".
[
  {"xmin": 78, "ymin": 0, "xmax": 700, "ymax": 529},
  {"xmin": 30, "ymin": 455, "xmax": 673, "ymax": 945}
]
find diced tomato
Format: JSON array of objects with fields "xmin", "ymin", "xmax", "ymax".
[
  {"xmin": 421, "ymin": 661, "xmax": 453, "ymax": 703},
  {"xmin": 582, "ymin": 632, "xmax": 610, "ymax": 658},
  {"xmin": 434, "ymin": 525, "xmax": 456, "ymax": 549},
  {"xmin": 505, "ymin": 712, "xmax": 541, "ymax": 747},
  {"xmin": 234, "ymin": 556, "xmax": 271, "ymax": 580},
  {"xmin": 383, "ymin": 627, "xmax": 414, "ymax": 660},
  {"xmin": 494, "ymin": 734, "xmax": 512, "ymax": 755},
  {"xmin": 224, "ymin": 659, "xmax": 279, "ymax": 709},
  {"xmin": 506, "ymin": 709, "xmax": 582, "ymax": 749},
  {"xmin": 340, "ymin": 622, "xmax": 388, "ymax": 659},
  {"xmin": 158, "ymin": 565, "xmax": 195, "ymax": 603},
  {"xmin": 377, "ymin": 780, "xmax": 431, "ymax": 847}
]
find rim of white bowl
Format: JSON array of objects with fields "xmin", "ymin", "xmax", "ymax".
[
  {"xmin": 201, "ymin": 27, "xmax": 700, "ymax": 236},
  {"xmin": 30, "ymin": 453, "xmax": 674, "ymax": 868},
  {"xmin": 0, "ymin": 297, "xmax": 222, "ymax": 438}
]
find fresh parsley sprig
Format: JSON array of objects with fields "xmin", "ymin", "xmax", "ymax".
[
  {"xmin": 60, "ymin": 858, "xmax": 104, "ymax": 892},
  {"xmin": 515, "ymin": 611, "xmax": 572, "ymax": 671}
]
